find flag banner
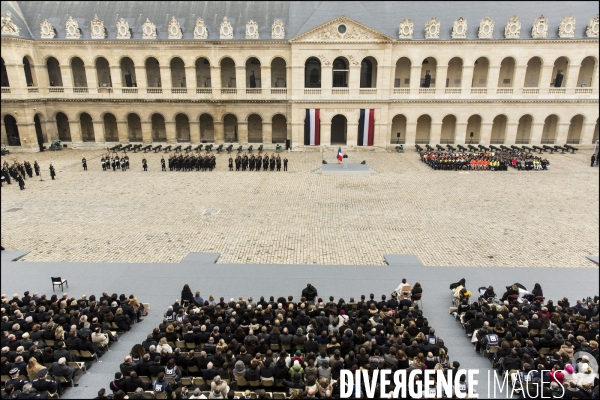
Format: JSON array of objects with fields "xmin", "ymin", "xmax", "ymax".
[
  {"xmin": 304, "ymin": 109, "xmax": 320, "ymax": 146},
  {"xmin": 358, "ymin": 109, "xmax": 375, "ymax": 146},
  {"xmin": 337, "ymin": 147, "xmax": 343, "ymax": 162}
]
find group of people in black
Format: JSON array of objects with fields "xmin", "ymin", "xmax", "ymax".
[
  {"xmin": 229, "ymin": 153, "xmax": 288, "ymax": 172},
  {"xmin": 420, "ymin": 149, "xmax": 549, "ymax": 172},
  {"xmin": 1, "ymin": 160, "xmax": 56, "ymax": 190},
  {"xmin": 100, "ymin": 154, "xmax": 130, "ymax": 172},
  {"xmin": 161, "ymin": 153, "xmax": 217, "ymax": 172}
]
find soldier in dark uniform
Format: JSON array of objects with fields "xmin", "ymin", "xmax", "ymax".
[
  {"xmin": 82, "ymin": 157, "xmax": 87, "ymax": 171},
  {"xmin": 32, "ymin": 369, "xmax": 58, "ymax": 395},
  {"xmin": 256, "ymin": 155, "xmax": 262, "ymax": 171},
  {"xmin": 270, "ymin": 155, "xmax": 276, "ymax": 171},
  {"xmin": 249, "ymin": 155, "xmax": 254, "ymax": 171},
  {"xmin": 276, "ymin": 156, "xmax": 282, "ymax": 171},
  {"xmin": 242, "ymin": 153, "xmax": 248, "ymax": 171},
  {"xmin": 263, "ymin": 154, "xmax": 269, "ymax": 171},
  {"xmin": 124, "ymin": 155, "xmax": 130, "ymax": 169},
  {"xmin": 235, "ymin": 155, "xmax": 241, "ymax": 171},
  {"xmin": 161, "ymin": 157, "xmax": 166, "ymax": 171},
  {"xmin": 115, "ymin": 155, "xmax": 121, "ymax": 169},
  {"xmin": 1, "ymin": 165, "xmax": 11, "ymax": 184},
  {"xmin": 111, "ymin": 157, "xmax": 116, "ymax": 171},
  {"xmin": 18, "ymin": 162, "xmax": 26, "ymax": 179},
  {"xmin": 142, "ymin": 157, "xmax": 148, "ymax": 171},
  {"xmin": 101, "ymin": 157, "xmax": 106, "ymax": 171},
  {"xmin": 228, "ymin": 157, "xmax": 233, "ymax": 171},
  {"xmin": 49, "ymin": 163, "xmax": 56, "ymax": 180},
  {"xmin": 24, "ymin": 161, "xmax": 33, "ymax": 177},
  {"xmin": 283, "ymin": 157, "xmax": 288, "ymax": 171},
  {"xmin": 120, "ymin": 157, "xmax": 126, "ymax": 171},
  {"xmin": 17, "ymin": 173, "xmax": 25, "ymax": 190},
  {"xmin": 210, "ymin": 154, "xmax": 216, "ymax": 171},
  {"xmin": 34, "ymin": 161, "xmax": 40, "ymax": 176}
]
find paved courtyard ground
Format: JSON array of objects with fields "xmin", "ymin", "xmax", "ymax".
[{"xmin": 1, "ymin": 147, "xmax": 598, "ymax": 267}]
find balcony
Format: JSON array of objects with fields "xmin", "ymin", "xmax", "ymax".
[
  {"xmin": 496, "ymin": 88, "xmax": 513, "ymax": 94},
  {"xmin": 332, "ymin": 88, "xmax": 349, "ymax": 95},
  {"xmin": 122, "ymin": 87, "xmax": 138, "ymax": 94},
  {"xmin": 246, "ymin": 89, "xmax": 262, "ymax": 95},
  {"xmin": 1, "ymin": 87, "xmax": 11, "ymax": 93},
  {"xmin": 359, "ymin": 88, "xmax": 377, "ymax": 95},
  {"xmin": 419, "ymin": 88, "xmax": 435, "ymax": 95},
  {"xmin": 393, "ymin": 88, "xmax": 410, "ymax": 95},
  {"xmin": 196, "ymin": 88, "xmax": 212, "ymax": 94},
  {"xmin": 27, "ymin": 87, "xmax": 39, "ymax": 93},
  {"xmin": 270, "ymin": 88, "xmax": 287, "ymax": 95},
  {"xmin": 48, "ymin": 86, "xmax": 64, "ymax": 93},
  {"xmin": 304, "ymin": 88, "xmax": 321, "ymax": 95},
  {"xmin": 73, "ymin": 87, "xmax": 89, "ymax": 94},
  {"xmin": 575, "ymin": 88, "xmax": 592, "ymax": 94},
  {"xmin": 221, "ymin": 88, "xmax": 237, "ymax": 94},
  {"xmin": 522, "ymin": 88, "xmax": 539, "ymax": 95},
  {"xmin": 171, "ymin": 88, "xmax": 187, "ymax": 94},
  {"xmin": 470, "ymin": 88, "xmax": 487, "ymax": 95},
  {"xmin": 445, "ymin": 88, "xmax": 461, "ymax": 95},
  {"xmin": 147, "ymin": 88, "xmax": 163, "ymax": 94},
  {"xmin": 548, "ymin": 88, "xmax": 566, "ymax": 94},
  {"xmin": 98, "ymin": 87, "xmax": 113, "ymax": 94}
]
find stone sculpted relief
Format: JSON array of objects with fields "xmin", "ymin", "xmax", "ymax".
[
  {"xmin": 586, "ymin": 14, "xmax": 599, "ymax": 37},
  {"xmin": 271, "ymin": 20, "xmax": 284, "ymax": 39},
  {"xmin": 168, "ymin": 16, "xmax": 182, "ymax": 39},
  {"xmin": 317, "ymin": 55, "xmax": 331, "ymax": 67},
  {"xmin": 116, "ymin": 18, "xmax": 131, "ymax": 39},
  {"xmin": 310, "ymin": 22, "xmax": 375, "ymax": 41},
  {"xmin": 246, "ymin": 20, "xmax": 258, "ymax": 39},
  {"xmin": 398, "ymin": 19, "xmax": 413, "ymax": 39},
  {"xmin": 194, "ymin": 18, "xmax": 208, "ymax": 39},
  {"xmin": 65, "ymin": 16, "xmax": 81, "ymax": 39},
  {"xmin": 531, "ymin": 15, "xmax": 548, "ymax": 39},
  {"xmin": 558, "ymin": 15, "xmax": 575, "ymax": 38},
  {"xmin": 425, "ymin": 17, "xmax": 440, "ymax": 39},
  {"xmin": 40, "ymin": 18, "xmax": 55, "ymax": 39},
  {"xmin": 478, "ymin": 17, "xmax": 494, "ymax": 39},
  {"xmin": 142, "ymin": 18, "xmax": 156, "ymax": 39},
  {"xmin": 90, "ymin": 14, "xmax": 105, "ymax": 39},
  {"xmin": 452, "ymin": 17, "xmax": 467, "ymax": 39},
  {"xmin": 220, "ymin": 17, "xmax": 233, "ymax": 39},
  {"xmin": 1, "ymin": 11, "xmax": 20, "ymax": 36},
  {"xmin": 504, "ymin": 15, "xmax": 521, "ymax": 39}
]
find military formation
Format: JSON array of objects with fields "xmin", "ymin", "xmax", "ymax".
[
  {"xmin": 420, "ymin": 149, "xmax": 549, "ymax": 171},
  {"xmin": 158, "ymin": 153, "xmax": 218, "ymax": 172},
  {"xmin": 1, "ymin": 159, "xmax": 56, "ymax": 190},
  {"xmin": 229, "ymin": 153, "xmax": 288, "ymax": 171},
  {"xmin": 100, "ymin": 153, "xmax": 130, "ymax": 171}
]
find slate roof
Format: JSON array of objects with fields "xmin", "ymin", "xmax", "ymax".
[{"xmin": 1, "ymin": 1, "xmax": 598, "ymax": 41}]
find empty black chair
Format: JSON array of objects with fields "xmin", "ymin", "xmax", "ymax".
[{"xmin": 52, "ymin": 277, "xmax": 68, "ymax": 292}]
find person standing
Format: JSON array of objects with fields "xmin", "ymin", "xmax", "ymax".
[
  {"xmin": 161, "ymin": 157, "xmax": 166, "ymax": 171},
  {"xmin": 49, "ymin": 164, "xmax": 56, "ymax": 180},
  {"xmin": 17, "ymin": 173, "xmax": 25, "ymax": 190},
  {"xmin": 592, "ymin": 154, "xmax": 596, "ymax": 167},
  {"xmin": 33, "ymin": 161, "xmax": 40, "ymax": 176},
  {"xmin": 82, "ymin": 157, "xmax": 87, "ymax": 171},
  {"xmin": 142, "ymin": 158, "xmax": 148, "ymax": 171},
  {"xmin": 228, "ymin": 157, "xmax": 233, "ymax": 171},
  {"xmin": 283, "ymin": 157, "xmax": 288, "ymax": 171},
  {"xmin": 111, "ymin": 157, "xmax": 116, "ymax": 171}
]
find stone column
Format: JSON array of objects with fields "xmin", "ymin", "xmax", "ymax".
[
  {"xmin": 32, "ymin": 64, "xmax": 49, "ymax": 89},
  {"xmin": 564, "ymin": 64, "xmax": 579, "ymax": 94},
  {"xmin": 291, "ymin": 65, "xmax": 303, "ymax": 98},
  {"xmin": 213, "ymin": 121, "xmax": 224, "ymax": 143},
  {"xmin": 504, "ymin": 122, "xmax": 519, "ymax": 145},
  {"xmin": 117, "ymin": 120, "xmax": 129, "ymax": 144},
  {"xmin": 591, "ymin": 64, "xmax": 599, "ymax": 95},
  {"xmin": 512, "ymin": 65, "xmax": 527, "ymax": 92},
  {"xmin": 455, "ymin": 121, "xmax": 468, "ymax": 145},
  {"xmin": 210, "ymin": 66, "xmax": 220, "ymax": 90},
  {"xmin": 237, "ymin": 121, "xmax": 248, "ymax": 144},
  {"xmin": 479, "ymin": 122, "xmax": 494, "ymax": 144},
  {"xmin": 262, "ymin": 121, "xmax": 272, "ymax": 144},
  {"xmin": 261, "ymin": 66, "xmax": 271, "ymax": 90},
  {"xmin": 555, "ymin": 122, "xmax": 571, "ymax": 145},
  {"xmin": 538, "ymin": 64, "xmax": 555, "ymax": 93},
  {"xmin": 160, "ymin": 66, "xmax": 171, "ymax": 91},
  {"xmin": 320, "ymin": 119, "xmax": 331, "ymax": 146},
  {"xmin": 134, "ymin": 65, "xmax": 147, "ymax": 90},
  {"xmin": 435, "ymin": 65, "xmax": 448, "ymax": 94},
  {"xmin": 487, "ymin": 65, "xmax": 500, "ymax": 93},
  {"xmin": 185, "ymin": 66, "xmax": 196, "ymax": 90},
  {"xmin": 461, "ymin": 64, "xmax": 475, "ymax": 92},
  {"xmin": 349, "ymin": 65, "xmax": 361, "ymax": 97},
  {"xmin": 235, "ymin": 66, "xmax": 246, "ymax": 90},
  {"xmin": 61, "ymin": 64, "xmax": 73, "ymax": 90},
  {"xmin": 347, "ymin": 121, "xmax": 358, "ymax": 147},
  {"xmin": 69, "ymin": 119, "xmax": 83, "ymax": 147},
  {"xmin": 292, "ymin": 121, "xmax": 303, "ymax": 147},
  {"xmin": 286, "ymin": 66, "xmax": 292, "ymax": 92},
  {"xmin": 0, "ymin": 122, "xmax": 7, "ymax": 146},
  {"xmin": 45, "ymin": 118, "xmax": 58, "ymax": 142},
  {"xmin": 189, "ymin": 120, "xmax": 200, "ymax": 143},
  {"xmin": 93, "ymin": 121, "xmax": 105, "ymax": 144},
  {"xmin": 141, "ymin": 121, "xmax": 152, "ymax": 144},
  {"xmin": 429, "ymin": 122, "xmax": 442, "ymax": 145},
  {"xmin": 529, "ymin": 121, "xmax": 545, "ymax": 145},
  {"xmin": 321, "ymin": 66, "xmax": 333, "ymax": 96},
  {"xmin": 85, "ymin": 65, "xmax": 98, "ymax": 94},
  {"xmin": 581, "ymin": 121, "xmax": 598, "ymax": 145},
  {"xmin": 165, "ymin": 121, "xmax": 177, "ymax": 143},
  {"xmin": 409, "ymin": 65, "xmax": 421, "ymax": 95},
  {"xmin": 110, "ymin": 65, "xmax": 122, "ymax": 88},
  {"xmin": 15, "ymin": 122, "xmax": 39, "ymax": 151},
  {"xmin": 405, "ymin": 119, "xmax": 416, "ymax": 145}
]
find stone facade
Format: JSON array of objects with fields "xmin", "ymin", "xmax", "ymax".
[{"xmin": 1, "ymin": 16, "xmax": 599, "ymax": 152}]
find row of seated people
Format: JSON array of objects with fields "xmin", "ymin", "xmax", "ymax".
[
  {"xmin": 108, "ymin": 285, "xmax": 454, "ymax": 399},
  {"xmin": 1, "ymin": 290, "xmax": 147, "ymax": 397},
  {"xmin": 508, "ymin": 157, "xmax": 549, "ymax": 170},
  {"xmin": 420, "ymin": 151, "xmax": 513, "ymax": 171},
  {"xmin": 450, "ymin": 282, "xmax": 599, "ymax": 399}
]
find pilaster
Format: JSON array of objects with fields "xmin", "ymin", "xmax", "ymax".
[
  {"xmin": 461, "ymin": 64, "xmax": 475, "ymax": 91},
  {"xmin": 435, "ymin": 65, "xmax": 448, "ymax": 94},
  {"xmin": 347, "ymin": 122, "xmax": 358, "ymax": 147},
  {"xmin": 213, "ymin": 121, "xmax": 224, "ymax": 143},
  {"xmin": 479, "ymin": 122, "xmax": 494, "ymax": 144},
  {"xmin": 164, "ymin": 121, "xmax": 177, "ymax": 143},
  {"xmin": 455, "ymin": 122, "xmax": 468, "ymax": 145},
  {"xmin": 429, "ymin": 122, "xmax": 443, "ymax": 144},
  {"xmin": 262, "ymin": 122, "xmax": 272, "ymax": 144},
  {"xmin": 117, "ymin": 120, "xmax": 129, "ymax": 144},
  {"xmin": 530, "ymin": 122, "xmax": 545, "ymax": 145},
  {"xmin": 555, "ymin": 122, "xmax": 571, "ymax": 145},
  {"xmin": 141, "ymin": 121, "xmax": 152, "ymax": 144},
  {"xmin": 189, "ymin": 120, "xmax": 200, "ymax": 143},
  {"xmin": 93, "ymin": 121, "xmax": 105, "ymax": 144},
  {"xmin": 504, "ymin": 122, "xmax": 519, "ymax": 145}
]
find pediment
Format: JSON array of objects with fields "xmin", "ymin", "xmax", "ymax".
[{"xmin": 291, "ymin": 16, "xmax": 393, "ymax": 43}]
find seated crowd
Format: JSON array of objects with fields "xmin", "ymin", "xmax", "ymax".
[
  {"xmin": 452, "ymin": 281, "xmax": 599, "ymax": 398},
  {"xmin": 101, "ymin": 282, "xmax": 459, "ymax": 399},
  {"xmin": 1, "ymin": 290, "xmax": 146, "ymax": 397},
  {"xmin": 420, "ymin": 149, "xmax": 549, "ymax": 171}
]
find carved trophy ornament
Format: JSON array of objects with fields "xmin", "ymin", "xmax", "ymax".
[
  {"xmin": 478, "ymin": 17, "xmax": 494, "ymax": 39},
  {"xmin": 116, "ymin": 18, "xmax": 130, "ymax": 39},
  {"xmin": 220, "ymin": 17, "xmax": 233, "ymax": 39},
  {"xmin": 1, "ymin": 11, "xmax": 20, "ymax": 36},
  {"xmin": 65, "ymin": 16, "xmax": 80, "ymax": 39},
  {"xmin": 558, "ymin": 15, "xmax": 575, "ymax": 38},
  {"xmin": 425, "ymin": 17, "xmax": 441, "ymax": 39},
  {"xmin": 504, "ymin": 15, "xmax": 521, "ymax": 39},
  {"xmin": 40, "ymin": 18, "xmax": 55, "ymax": 39},
  {"xmin": 452, "ymin": 17, "xmax": 467, "ymax": 39},
  {"xmin": 531, "ymin": 15, "xmax": 548, "ymax": 39},
  {"xmin": 142, "ymin": 18, "xmax": 156, "ymax": 39},
  {"xmin": 398, "ymin": 19, "xmax": 413, "ymax": 39},
  {"xmin": 271, "ymin": 20, "xmax": 284, "ymax": 39},
  {"xmin": 194, "ymin": 18, "xmax": 208, "ymax": 39},
  {"xmin": 168, "ymin": 16, "xmax": 182, "ymax": 39},
  {"xmin": 90, "ymin": 14, "xmax": 105, "ymax": 39},
  {"xmin": 586, "ymin": 14, "xmax": 599, "ymax": 37},
  {"xmin": 246, "ymin": 20, "xmax": 258, "ymax": 39}
]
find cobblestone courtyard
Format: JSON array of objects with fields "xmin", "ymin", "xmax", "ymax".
[{"xmin": 1, "ymin": 148, "xmax": 598, "ymax": 267}]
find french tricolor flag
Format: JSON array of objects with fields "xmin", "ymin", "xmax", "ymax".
[
  {"xmin": 358, "ymin": 109, "xmax": 375, "ymax": 146},
  {"xmin": 337, "ymin": 147, "xmax": 343, "ymax": 162},
  {"xmin": 304, "ymin": 109, "xmax": 320, "ymax": 146}
]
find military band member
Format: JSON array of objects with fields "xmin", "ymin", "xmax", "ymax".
[
  {"xmin": 82, "ymin": 157, "xmax": 87, "ymax": 171},
  {"xmin": 256, "ymin": 155, "xmax": 262, "ymax": 171},
  {"xmin": 141, "ymin": 157, "xmax": 147, "ymax": 171},
  {"xmin": 161, "ymin": 157, "xmax": 166, "ymax": 171},
  {"xmin": 124, "ymin": 155, "xmax": 130, "ymax": 169},
  {"xmin": 111, "ymin": 157, "xmax": 116, "ymax": 171},
  {"xmin": 115, "ymin": 155, "xmax": 121, "ymax": 170},
  {"xmin": 17, "ymin": 173, "xmax": 25, "ymax": 190},
  {"xmin": 228, "ymin": 157, "xmax": 234, "ymax": 171},
  {"xmin": 24, "ymin": 161, "xmax": 33, "ymax": 178},
  {"xmin": 121, "ymin": 157, "xmax": 126, "ymax": 171},
  {"xmin": 276, "ymin": 156, "xmax": 282, "ymax": 171},
  {"xmin": 263, "ymin": 155, "xmax": 269, "ymax": 171},
  {"xmin": 34, "ymin": 161, "xmax": 40, "ymax": 176},
  {"xmin": 283, "ymin": 157, "xmax": 288, "ymax": 171},
  {"xmin": 270, "ymin": 155, "xmax": 276, "ymax": 171},
  {"xmin": 49, "ymin": 163, "xmax": 56, "ymax": 180},
  {"xmin": 235, "ymin": 155, "xmax": 241, "ymax": 171},
  {"xmin": 1, "ymin": 165, "xmax": 11, "ymax": 184}
]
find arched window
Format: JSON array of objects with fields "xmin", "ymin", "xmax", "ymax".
[
  {"xmin": 120, "ymin": 57, "xmax": 137, "ymax": 87},
  {"xmin": 360, "ymin": 59, "xmax": 372, "ymax": 88},
  {"xmin": 4, "ymin": 115, "xmax": 20, "ymax": 146},
  {"xmin": 175, "ymin": 113, "xmax": 190, "ymax": 142},
  {"xmin": 332, "ymin": 57, "xmax": 349, "ymax": 88},
  {"xmin": 95, "ymin": 57, "xmax": 111, "ymax": 87},
  {"xmin": 127, "ymin": 113, "xmax": 142, "ymax": 142},
  {"xmin": 145, "ymin": 57, "xmax": 161, "ymax": 87},
  {"xmin": 0, "ymin": 58, "xmax": 8, "ymax": 87},
  {"xmin": 271, "ymin": 58, "xmax": 286, "ymax": 88},
  {"xmin": 70, "ymin": 57, "xmax": 87, "ymax": 87},
  {"xmin": 304, "ymin": 57, "xmax": 321, "ymax": 88},
  {"xmin": 170, "ymin": 58, "xmax": 186, "ymax": 88},
  {"xmin": 80, "ymin": 113, "xmax": 95, "ymax": 142},
  {"xmin": 246, "ymin": 57, "xmax": 261, "ymax": 88},
  {"xmin": 47, "ymin": 57, "xmax": 63, "ymax": 87},
  {"xmin": 195, "ymin": 58, "xmax": 211, "ymax": 87}
]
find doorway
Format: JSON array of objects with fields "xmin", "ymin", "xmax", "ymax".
[{"xmin": 331, "ymin": 115, "xmax": 347, "ymax": 145}]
